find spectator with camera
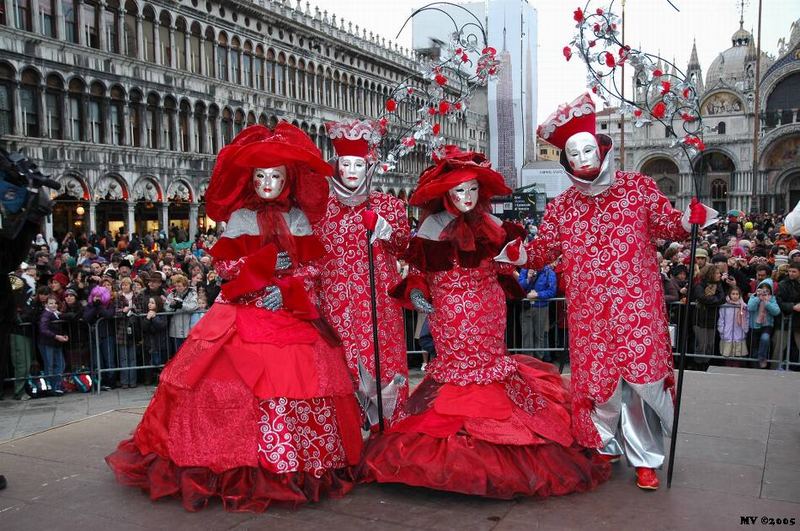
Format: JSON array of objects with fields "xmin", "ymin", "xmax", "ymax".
[{"xmin": 165, "ymin": 273, "xmax": 197, "ymax": 354}]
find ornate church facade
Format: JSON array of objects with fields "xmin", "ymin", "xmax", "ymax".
[{"xmin": 0, "ymin": 0, "xmax": 488, "ymax": 240}]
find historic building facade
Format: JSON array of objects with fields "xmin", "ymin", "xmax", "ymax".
[
  {"xmin": 601, "ymin": 16, "xmax": 800, "ymax": 213},
  {"xmin": 0, "ymin": 0, "xmax": 488, "ymax": 240}
]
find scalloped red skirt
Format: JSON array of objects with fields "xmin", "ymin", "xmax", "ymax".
[{"xmin": 359, "ymin": 356, "xmax": 611, "ymax": 499}]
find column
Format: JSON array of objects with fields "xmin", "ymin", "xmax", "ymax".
[
  {"xmin": 169, "ymin": 25, "xmax": 177, "ymax": 68},
  {"xmin": 186, "ymin": 109, "xmax": 195, "ymax": 153},
  {"xmin": 126, "ymin": 201, "xmax": 135, "ymax": 236},
  {"xmin": 136, "ymin": 14, "xmax": 144, "ymax": 61},
  {"xmin": 102, "ymin": 97, "xmax": 112, "ymax": 144},
  {"xmin": 153, "ymin": 19, "xmax": 161, "ymax": 64},
  {"xmin": 12, "ymin": 83, "xmax": 22, "ymax": 136},
  {"xmin": 120, "ymin": 100, "xmax": 130, "ymax": 146},
  {"xmin": 88, "ymin": 200, "xmax": 98, "ymax": 234},
  {"xmin": 3, "ymin": 1, "xmax": 13, "ymax": 30},
  {"xmin": 198, "ymin": 36, "xmax": 206, "ymax": 76},
  {"xmin": 159, "ymin": 202, "xmax": 169, "ymax": 234},
  {"xmin": 30, "ymin": 0, "xmax": 41, "ymax": 34},
  {"xmin": 225, "ymin": 46, "xmax": 232, "ymax": 82},
  {"xmin": 137, "ymin": 103, "xmax": 146, "ymax": 147},
  {"xmin": 61, "ymin": 89, "xmax": 70, "ymax": 140},
  {"xmin": 76, "ymin": 1, "xmax": 85, "ymax": 46},
  {"xmin": 184, "ymin": 31, "xmax": 190, "ymax": 71},
  {"xmin": 55, "ymin": 0, "xmax": 65, "ymax": 40},
  {"xmin": 37, "ymin": 83, "xmax": 47, "ymax": 137},
  {"xmin": 210, "ymin": 114, "xmax": 220, "ymax": 154},
  {"xmin": 98, "ymin": 1, "xmax": 108, "ymax": 51},
  {"xmin": 189, "ymin": 203, "xmax": 199, "ymax": 240},
  {"xmin": 44, "ymin": 214, "xmax": 54, "ymax": 242},
  {"xmin": 117, "ymin": 8, "xmax": 126, "ymax": 56}
]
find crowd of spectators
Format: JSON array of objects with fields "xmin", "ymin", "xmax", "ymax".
[{"xmin": 5, "ymin": 210, "xmax": 800, "ymax": 400}]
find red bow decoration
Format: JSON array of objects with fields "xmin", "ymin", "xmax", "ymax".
[{"xmin": 506, "ymin": 237, "xmax": 522, "ymax": 262}]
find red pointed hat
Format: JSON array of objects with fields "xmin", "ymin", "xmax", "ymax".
[
  {"xmin": 537, "ymin": 93, "xmax": 596, "ymax": 150},
  {"xmin": 410, "ymin": 145, "xmax": 512, "ymax": 208},
  {"xmin": 205, "ymin": 122, "xmax": 330, "ymax": 222},
  {"xmin": 324, "ymin": 119, "xmax": 384, "ymax": 160}
]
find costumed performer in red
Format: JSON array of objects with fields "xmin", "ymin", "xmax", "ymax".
[
  {"xmin": 359, "ymin": 146, "xmax": 610, "ymax": 499},
  {"xmin": 105, "ymin": 123, "xmax": 363, "ymax": 511},
  {"xmin": 313, "ymin": 119, "xmax": 410, "ymax": 427},
  {"xmin": 499, "ymin": 93, "xmax": 716, "ymax": 490}
]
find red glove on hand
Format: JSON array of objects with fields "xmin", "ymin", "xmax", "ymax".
[
  {"xmin": 506, "ymin": 237, "xmax": 522, "ymax": 262},
  {"xmin": 362, "ymin": 210, "xmax": 378, "ymax": 231},
  {"xmin": 689, "ymin": 197, "xmax": 706, "ymax": 226}
]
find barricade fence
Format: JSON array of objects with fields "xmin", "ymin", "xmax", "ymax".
[{"xmin": 4, "ymin": 298, "xmax": 799, "ymax": 396}]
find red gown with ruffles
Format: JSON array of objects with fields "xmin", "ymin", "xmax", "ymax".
[
  {"xmin": 105, "ymin": 217, "xmax": 363, "ymax": 512},
  {"xmin": 360, "ymin": 215, "xmax": 610, "ymax": 499}
]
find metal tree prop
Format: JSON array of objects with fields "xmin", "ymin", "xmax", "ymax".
[{"xmin": 564, "ymin": 0, "xmax": 708, "ymax": 487}]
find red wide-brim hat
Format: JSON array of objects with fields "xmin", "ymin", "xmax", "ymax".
[{"xmin": 411, "ymin": 145, "xmax": 512, "ymax": 207}]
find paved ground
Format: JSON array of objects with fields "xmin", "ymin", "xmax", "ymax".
[{"xmin": 0, "ymin": 368, "xmax": 798, "ymax": 530}]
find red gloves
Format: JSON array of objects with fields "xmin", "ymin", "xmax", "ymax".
[
  {"xmin": 506, "ymin": 237, "xmax": 523, "ymax": 262},
  {"xmin": 362, "ymin": 210, "xmax": 378, "ymax": 231},
  {"xmin": 689, "ymin": 197, "xmax": 706, "ymax": 226}
]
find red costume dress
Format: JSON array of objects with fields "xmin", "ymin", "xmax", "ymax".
[
  {"xmin": 106, "ymin": 124, "xmax": 363, "ymax": 512},
  {"xmin": 360, "ymin": 147, "xmax": 609, "ymax": 499},
  {"xmin": 314, "ymin": 120, "xmax": 410, "ymax": 425}
]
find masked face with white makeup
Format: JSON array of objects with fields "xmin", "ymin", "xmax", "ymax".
[
  {"xmin": 337, "ymin": 156, "xmax": 368, "ymax": 190},
  {"xmin": 252, "ymin": 165, "xmax": 287, "ymax": 200},
  {"xmin": 564, "ymin": 132, "xmax": 601, "ymax": 179},
  {"xmin": 448, "ymin": 179, "xmax": 480, "ymax": 213}
]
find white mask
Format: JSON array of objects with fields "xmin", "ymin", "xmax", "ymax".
[
  {"xmin": 252, "ymin": 166, "xmax": 287, "ymax": 200},
  {"xmin": 337, "ymin": 156, "xmax": 368, "ymax": 190},
  {"xmin": 564, "ymin": 132, "xmax": 601, "ymax": 178},
  {"xmin": 448, "ymin": 179, "xmax": 480, "ymax": 213}
]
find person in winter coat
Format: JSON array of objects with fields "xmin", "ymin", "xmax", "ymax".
[
  {"xmin": 114, "ymin": 278, "xmax": 141, "ymax": 388},
  {"xmin": 139, "ymin": 296, "xmax": 168, "ymax": 383},
  {"xmin": 692, "ymin": 264, "xmax": 727, "ymax": 369},
  {"xmin": 164, "ymin": 274, "xmax": 197, "ymax": 354},
  {"xmin": 39, "ymin": 296, "xmax": 68, "ymax": 394},
  {"xmin": 748, "ymin": 279, "xmax": 782, "ymax": 368},
  {"xmin": 83, "ymin": 285, "xmax": 116, "ymax": 389},
  {"xmin": 717, "ymin": 286, "xmax": 749, "ymax": 360},
  {"xmin": 518, "ymin": 264, "xmax": 557, "ymax": 361}
]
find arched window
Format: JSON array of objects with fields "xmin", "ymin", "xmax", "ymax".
[
  {"xmin": 242, "ymin": 41, "xmax": 253, "ymax": 87},
  {"xmin": 254, "ymin": 45, "xmax": 265, "ymax": 90},
  {"xmin": 230, "ymin": 37, "xmax": 241, "ymax": 84},
  {"xmin": 110, "ymin": 85, "xmax": 125, "ymax": 145},
  {"xmin": 717, "ymin": 121, "xmax": 726, "ymax": 135},
  {"xmin": 64, "ymin": 1, "xmax": 79, "ymax": 43},
  {"xmin": 0, "ymin": 64, "xmax": 14, "ymax": 135},
  {"xmin": 163, "ymin": 96, "xmax": 178, "ymax": 151},
  {"xmin": 175, "ymin": 18, "xmax": 187, "ymax": 70},
  {"xmin": 39, "ymin": 0, "xmax": 56, "ymax": 37},
  {"xmin": 190, "ymin": 22, "xmax": 202, "ymax": 74},
  {"xmin": 44, "ymin": 74, "xmax": 63, "ymax": 139},
  {"xmin": 20, "ymin": 69, "xmax": 40, "ymax": 137},
  {"xmin": 287, "ymin": 56, "xmax": 297, "ymax": 99},
  {"xmin": 203, "ymin": 27, "xmax": 215, "ymax": 76},
  {"xmin": 81, "ymin": 1, "xmax": 100, "ymax": 48},
  {"xmin": 216, "ymin": 32, "xmax": 228, "ymax": 81},
  {"xmin": 266, "ymin": 49, "xmax": 276, "ymax": 93},
  {"xmin": 88, "ymin": 81, "xmax": 105, "ymax": 143},
  {"xmin": 178, "ymin": 99, "xmax": 191, "ymax": 151},
  {"xmin": 143, "ymin": 7, "xmax": 156, "ymax": 62},
  {"xmin": 275, "ymin": 53, "xmax": 286, "ymax": 95},
  {"xmin": 233, "ymin": 109, "xmax": 244, "ymax": 135},
  {"xmin": 67, "ymin": 78, "xmax": 85, "ymax": 141},
  {"xmin": 123, "ymin": 1, "xmax": 137, "ymax": 57},
  {"xmin": 207, "ymin": 104, "xmax": 219, "ymax": 153},
  {"xmin": 13, "ymin": 0, "xmax": 32, "ymax": 31},
  {"xmin": 246, "ymin": 111, "xmax": 256, "ymax": 126},
  {"xmin": 221, "ymin": 107, "xmax": 233, "ymax": 145},
  {"xmin": 103, "ymin": 0, "xmax": 120, "ymax": 53},
  {"xmin": 711, "ymin": 178, "xmax": 728, "ymax": 200},
  {"xmin": 129, "ymin": 89, "xmax": 142, "ymax": 147},
  {"xmin": 158, "ymin": 12, "xmax": 171, "ymax": 67}
]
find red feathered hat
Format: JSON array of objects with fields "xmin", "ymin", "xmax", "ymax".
[
  {"xmin": 324, "ymin": 119, "xmax": 384, "ymax": 161},
  {"xmin": 205, "ymin": 122, "xmax": 330, "ymax": 223},
  {"xmin": 411, "ymin": 145, "xmax": 512, "ymax": 209},
  {"xmin": 537, "ymin": 92, "xmax": 596, "ymax": 150}
]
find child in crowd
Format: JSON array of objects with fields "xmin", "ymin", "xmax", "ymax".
[
  {"xmin": 38, "ymin": 296, "xmax": 68, "ymax": 395},
  {"xmin": 189, "ymin": 290, "xmax": 208, "ymax": 330},
  {"xmin": 140, "ymin": 296, "xmax": 168, "ymax": 383},
  {"xmin": 747, "ymin": 279, "xmax": 781, "ymax": 369},
  {"xmin": 718, "ymin": 286, "xmax": 749, "ymax": 361}
]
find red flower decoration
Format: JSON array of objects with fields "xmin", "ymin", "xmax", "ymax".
[
  {"xmin": 432, "ymin": 123, "xmax": 441, "ymax": 136},
  {"xmin": 454, "ymin": 102, "xmax": 463, "ymax": 110},
  {"xmin": 633, "ymin": 109, "xmax": 643, "ymax": 117},
  {"xmin": 660, "ymin": 81, "xmax": 671, "ymax": 95},
  {"xmin": 593, "ymin": 23, "xmax": 601, "ymax": 33},
  {"xmin": 682, "ymin": 87, "xmax": 691, "ymax": 99},
  {"xmin": 589, "ymin": 40, "xmax": 596, "ymax": 48},
  {"xmin": 573, "ymin": 7, "xmax": 584, "ymax": 23},
  {"xmin": 455, "ymin": 48, "xmax": 462, "ymax": 55},
  {"xmin": 605, "ymin": 52, "xmax": 616, "ymax": 67},
  {"xmin": 596, "ymin": 7, "xmax": 604, "ymax": 15},
  {"xmin": 481, "ymin": 47, "xmax": 496, "ymax": 56},
  {"xmin": 652, "ymin": 101, "xmax": 667, "ymax": 119},
  {"xmin": 681, "ymin": 112, "xmax": 697, "ymax": 122},
  {"xmin": 461, "ymin": 53, "xmax": 469, "ymax": 62},
  {"xmin": 402, "ymin": 137, "xmax": 416, "ymax": 147},
  {"xmin": 563, "ymin": 46, "xmax": 572, "ymax": 61},
  {"xmin": 427, "ymin": 107, "xmax": 437, "ymax": 116},
  {"xmin": 653, "ymin": 68, "xmax": 663, "ymax": 77},
  {"xmin": 434, "ymin": 74, "xmax": 448, "ymax": 86},
  {"xmin": 439, "ymin": 101, "xmax": 450, "ymax": 114},
  {"xmin": 591, "ymin": 86, "xmax": 598, "ymax": 94},
  {"xmin": 488, "ymin": 67, "xmax": 497, "ymax": 75},
  {"xmin": 379, "ymin": 117, "xmax": 389, "ymax": 127},
  {"xmin": 385, "ymin": 99, "xmax": 397, "ymax": 112},
  {"xmin": 407, "ymin": 87, "xmax": 414, "ymax": 94}
]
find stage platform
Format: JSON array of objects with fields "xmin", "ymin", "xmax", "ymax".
[{"xmin": 0, "ymin": 368, "xmax": 798, "ymax": 530}]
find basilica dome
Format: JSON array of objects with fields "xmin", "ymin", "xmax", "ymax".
[{"xmin": 706, "ymin": 24, "xmax": 774, "ymax": 88}]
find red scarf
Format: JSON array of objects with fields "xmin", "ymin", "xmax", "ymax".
[
  {"xmin": 439, "ymin": 198, "xmax": 505, "ymax": 253},
  {"xmin": 243, "ymin": 184, "xmax": 297, "ymax": 258}
]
